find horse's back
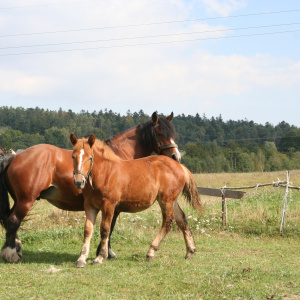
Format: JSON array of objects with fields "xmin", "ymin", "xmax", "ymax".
[
  {"xmin": 145, "ymin": 155, "xmax": 186, "ymax": 189},
  {"xmin": 6, "ymin": 144, "xmax": 74, "ymax": 200},
  {"xmin": 8, "ymin": 144, "xmax": 71, "ymax": 172},
  {"xmin": 120, "ymin": 155, "xmax": 186, "ymax": 195},
  {"xmin": 123, "ymin": 155, "xmax": 185, "ymax": 181}
]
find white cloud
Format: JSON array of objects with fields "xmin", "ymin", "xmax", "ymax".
[
  {"xmin": 3, "ymin": 48, "xmax": 299, "ymax": 115},
  {"xmin": 0, "ymin": 69, "xmax": 58, "ymax": 96},
  {"xmin": 199, "ymin": 0, "xmax": 246, "ymax": 16},
  {"xmin": 0, "ymin": 0, "xmax": 299, "ymax": 126}
]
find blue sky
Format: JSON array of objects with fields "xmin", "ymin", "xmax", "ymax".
[{"xmin": 0, "ymin": 0, "xmax": 300, "ymax": 126}]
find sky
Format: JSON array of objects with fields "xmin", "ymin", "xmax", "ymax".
[{"xmin": 0, "ymin": 0, "xmax": 300, "ymax": 127}]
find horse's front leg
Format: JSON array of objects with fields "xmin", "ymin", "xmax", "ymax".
[
  {"xmin": 108, "ymin": 210, "xmax": 120, "ymax": 259},
  {"xmin": 93, "ymin": 205, "xmax": 114, "ymax": 265},
  {"xmin": 76, "ymin": 206, "xmax": 99, "ymax": 268}
]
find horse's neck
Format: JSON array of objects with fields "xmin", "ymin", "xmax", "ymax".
[{"xmin": 109, "ymin": 126, "xmax": 152, "ymax": 160}]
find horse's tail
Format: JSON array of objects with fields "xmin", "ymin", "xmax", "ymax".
[
  {"xmin": 0, "ymin": 155, "xmax": 14, "ymax": 229},
  {"xmin": 181, "ymin": 164, "xmax": 204, "ymax": 214}
]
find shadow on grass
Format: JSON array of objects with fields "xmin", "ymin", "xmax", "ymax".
[{"xmin": 0, "ymin": 250, "xmax": 79, "ymax": 265}]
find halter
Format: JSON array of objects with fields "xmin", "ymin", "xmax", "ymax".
[
  {"xmin": 153, "ymin": 124, "xmax": 178, "ymax": 154},
  {"xmin": 73, "ymin": 149, "xmax": 94, "ymax": 188}
]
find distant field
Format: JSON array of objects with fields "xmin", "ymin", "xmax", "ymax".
[{"xmin": 0, "ymin": 171, "xmax": 299, "ymax": 299}]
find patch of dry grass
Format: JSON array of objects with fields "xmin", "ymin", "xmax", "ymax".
[{"xmin": 194, "ymin": 170, "xmax": 300, "ymax": 188}]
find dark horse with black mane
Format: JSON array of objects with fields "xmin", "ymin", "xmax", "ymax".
[{"xmin": 0, "ymin": 112, "xmax": 180, "ymax": 263}]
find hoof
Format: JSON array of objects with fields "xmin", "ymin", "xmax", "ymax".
[
  {"xmin": 185, "ymin": 250, "xmax": 196, "ymax": 260},
  {"xmin": 76, "ymin": 260, "xmax": 86, "ymax": 268},
  {"xmin": 146, "ymin": 255, "xmax": 155, "ymax": 262},
  {"xmin": 1, "ymin": 247, "xmax": 21, "ymax": 263},
  {"xmin": 93, "ymin": 256, "xmax": 104, "ymax": 265},
  {"xmin": 108, "ymin": 249, "xmax": 117, "ymax": 259}
]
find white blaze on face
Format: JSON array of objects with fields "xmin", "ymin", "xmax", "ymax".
[
  {"xmin": 171, "ymin": 138, "xmax": 181, "ymax": 160},
  {"xmin": 79, "ymin": 149, "xmax": 85, "ymax": 170}
]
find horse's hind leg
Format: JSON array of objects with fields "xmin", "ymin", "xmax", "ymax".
[
  {"xmin": 146, "ymin": 201, "xmax": 174, "ymax": 262},
  {"xmin": 76, "ymin": 206, "xmax": 98, "ymax": 268},
  {"xmin": 173, "ymin": 201, "xmax": 196, "ymax": 259},
  {"xmin": 1, "ymin": 204, "xmax": 29, "ymax": 263},
  {"xmin": 107, "ymin": 211, "xmax": 120, "ymax": 259},
  {"xmin": 93, "ymin": 204, "xmax": 115, "ymax": 265},
  {"xmin": 1, "ymin": 217, "xmax": 22, "ymax": 263}
]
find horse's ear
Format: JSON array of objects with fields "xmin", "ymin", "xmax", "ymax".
[
  {"xmin": 88, "ymin": 134, "xmax": 95, "ymax": 148},
  {"xmin": 70, "ymin": 133, "xmax": 78, "ymax": 146},
  {"xmin": 166, "ymin": 112, "xmax": 174, "ymax": 122},
  {"xmin": 152, "ymin": 111, "xmax": 158, "ymax": 125}
]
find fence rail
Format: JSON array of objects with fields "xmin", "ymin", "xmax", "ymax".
[{"xmin": 197, "ymin": 171, "xmax": 299, "ymax": 232}]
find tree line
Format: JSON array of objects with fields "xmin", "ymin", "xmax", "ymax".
[{"xmin": 0, "ymin": 106, "xmax": 299, "ymax": 173}]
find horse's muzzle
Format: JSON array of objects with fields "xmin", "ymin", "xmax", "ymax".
[{"xmin": 74, "ymin": 178, "xmax": 86, "ymax": 190}]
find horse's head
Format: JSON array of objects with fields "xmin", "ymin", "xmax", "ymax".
[
  {"xmin": 151, "ymin": 112, "xmax": 181, "ymax": 162},
  {"xmin": 70, "ymin": 133, "xmax": 95, "ymax": 189}
]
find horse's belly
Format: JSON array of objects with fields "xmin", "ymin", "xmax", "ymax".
[
  {"xmin": 115, "ymin": 201, "xmax": 154, "ymax": 213},
  {"xmin": 40, "ymin": 186, "xmax": 84, "ymax": 211},
  {"xmin": 116, "ymin": 194, "xmax": 156, "ymax": 213}
]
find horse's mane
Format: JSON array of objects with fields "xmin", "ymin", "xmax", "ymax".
[
  {"xmin": 93, "ymin": 139, "xmax": 121, "ymax": 162},
  {"xmin": 139, "ymin": 117, "xmax": 176, "ymax": 151},
  {"xmin": 75, "ymin": 138, "xmax": 121, "ymax": 162}
]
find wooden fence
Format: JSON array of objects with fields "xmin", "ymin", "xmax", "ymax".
[{"xmin": 197, "ymin": 171, "xmax": 299, "ymax": 233}]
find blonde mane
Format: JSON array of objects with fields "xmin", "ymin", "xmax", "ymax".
[
  {"xmin": 73, "ymin": 138, "xmax": 120, "ymax": 162},
  {"xmin": 93, "ymin": 139, "xmax": 121, "ymax": 161},
  {"xmin": 73, "ymin": 137, "xmax": 121, "ymax": 162}
]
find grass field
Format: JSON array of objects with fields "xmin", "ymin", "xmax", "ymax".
[{"xmin": 0, "ymin": 171, "xmax": 299, "ymax": 299}]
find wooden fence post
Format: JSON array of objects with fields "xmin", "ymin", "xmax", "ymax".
[
  {"xmin": 197, "ymin": 187, "xmax": 245, "ymax": 229},
  {"xmin": 280, "ymin": 171, "xmax": 290, "ymax": 234},
  {"xmin": 221, "ymin": 192, "xmax": 227, "ymax": 229}
]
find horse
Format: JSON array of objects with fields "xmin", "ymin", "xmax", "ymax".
[
  {"xmin": 0, "ymin": 112, "xmax": 180, "ymax": 263},
  {"xmin": 70, "ymin": 133, "xmax": 202, "ymax": 267}
]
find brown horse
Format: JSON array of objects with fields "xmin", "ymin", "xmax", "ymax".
[
  {"xmin": 70, "ymin": 133, "xmax": 202, "ymax": 267},
  {"xmin": 0, "ymin": 112, "xmax": 180, "ymax": 263}
]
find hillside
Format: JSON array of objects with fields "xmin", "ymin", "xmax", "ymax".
[{"xmin": 0, "ymin": 106, "xmax": 300, "ymax": 172}]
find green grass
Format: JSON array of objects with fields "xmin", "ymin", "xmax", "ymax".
[
  {"xmin": 182, "ymin": 187, "xmax": 300, "ymax": 238},
  {"xmin": 0, "ymin": 229, "xmax": 299, "ymax": 299},
  {"xmin": 0, "ymin": 171, "xmax": 299, "ymax": 299}
]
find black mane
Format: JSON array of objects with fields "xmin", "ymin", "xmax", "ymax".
[{"xmin": 139, "ymin": 117, "xmax": 176, "ymax": 151}]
